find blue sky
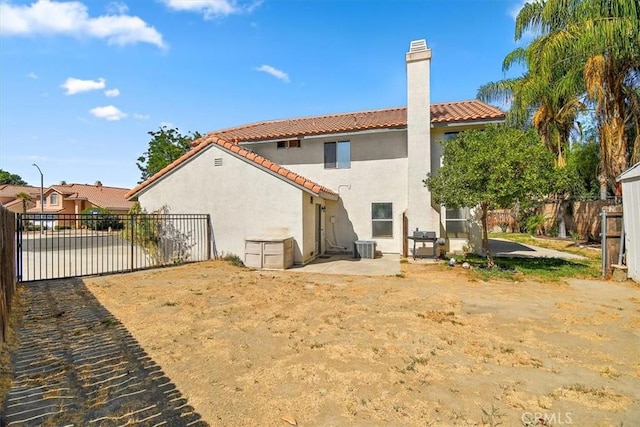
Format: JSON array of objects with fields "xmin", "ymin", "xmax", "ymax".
[{"xmin": 0, "ymin": 0, "xmax": 528, "ymax": 188}]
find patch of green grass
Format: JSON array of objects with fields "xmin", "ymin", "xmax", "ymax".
[{"xmin": 460, "ymin": 233, "xmax": 602, "ymax": 281}]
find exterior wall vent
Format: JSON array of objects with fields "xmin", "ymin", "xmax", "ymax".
[
  {"xmin": 214, "ymin": 158, "xmax": 223, "ymax": 167},
  {"xmin": 409, "ymin": 39, "xmax": 428, "ymax": 53}
]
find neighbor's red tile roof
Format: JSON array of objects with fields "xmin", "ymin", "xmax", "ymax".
[
  {"xmin": 196, "ymin": 101, "xmax": 504, "ymax": 144},
  {"xmin": 127, "ymin": 100, "xmax": 504, "ymax": 199},
  {"xmin": 47, "ymin": 183, "xmax": 134, "ymax": 210},
  {"xmin": 0, "ymin": 184, "xmax": 40, "ymax": 199},
  {"xmin": 126, "ymin": 135, "xmax": 338, "ymax": 200}
]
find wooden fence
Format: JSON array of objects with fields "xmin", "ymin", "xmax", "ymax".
[
  {"xmin": 488, "ymin": 200, "xmax": 617, "ymax": 240},
  {"xmin": 1, "ymin": 205, "xmax": 17, "ymax": 343}
]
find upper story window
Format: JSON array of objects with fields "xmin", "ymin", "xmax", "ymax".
[
  {"xmin": 277, "ymin": 139, "xmax": 301, "ymax": 149},
  {"xmin": 324, "ymin": 141, "xmax": 350, "ymax": 169},
  {"xmin": 50, "ymin": 193, "xmax": 59, "ymax": 205},
  {"xmin": 444, "ymin": 132, "xmax": 459, "ymax": 141}
]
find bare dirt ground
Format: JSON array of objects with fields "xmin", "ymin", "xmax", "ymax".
[{"xmin": 84, "ymin": 260, "xmax": 640, "ymax": 426}]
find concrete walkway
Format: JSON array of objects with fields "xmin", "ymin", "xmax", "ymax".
[
  {"xmin": 488, "ymin": 238, "xmax": 587, "ymax": 261},
  {"xmin": 291, "ymin": 238, "xmax": 587, "ymax": 276}
]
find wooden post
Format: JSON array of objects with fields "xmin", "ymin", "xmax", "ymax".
[
  {"xmin": 402, "ymin": 213, "xmax": 408, "ymax": 258},
  {"xmin": 602, "ymin": 205, "xmax": 623, "ymax": 278}
]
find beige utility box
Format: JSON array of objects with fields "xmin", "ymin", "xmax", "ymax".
[{"xmin": 245, "ymin": 237, "xmax": 294, "ymax": 270}]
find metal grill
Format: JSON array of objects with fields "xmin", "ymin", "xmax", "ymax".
[{"xmin": 16, "ymin": 213, "xmax": 211, "ymax": 282}]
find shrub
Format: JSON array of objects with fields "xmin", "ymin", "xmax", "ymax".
[
  {"xmin": 222, "ymin": 253, "xmax": 245, "ymax": 267},
  {"xmin": 54, "ymin": 225, "xmax": 72, "ymax": 230},
  {"xmin": 525, "ymin": 213, "xmax": 547, "ymax": 235},
  {"xmin": 80, "ymin": 207, "xmax": 124, "ymax": 231}
]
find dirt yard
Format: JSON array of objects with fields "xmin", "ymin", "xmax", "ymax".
[{"xmin": 84, "ymin": 260, "xmax": 640, "ymax": 426}]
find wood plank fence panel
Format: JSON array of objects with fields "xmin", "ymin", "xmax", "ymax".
[{"xmin": 0, "ymin": 205, "xmax": 17, "ymax": 343}]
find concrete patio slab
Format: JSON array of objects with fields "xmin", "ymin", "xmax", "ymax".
[{"xmin": 291, "ymin": 253, "xmax": 402, "ymax": 276}]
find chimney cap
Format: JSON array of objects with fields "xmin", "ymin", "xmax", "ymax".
[{"xmin": 409, "ymin": 39, "xmax": 428, "ymax": 53}]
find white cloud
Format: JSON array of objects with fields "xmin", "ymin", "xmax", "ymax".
[
  {"xmin": 133, "ymin": 113, "xmax": 150, "ymax": 120},
  {"xmin": 159, "ymin": 121, "xmax": 175, "ymax": 128},
  {"xmin": 162, "ymin": 0, "xmax": 261, "ymax": 18},
  {"xmin": 0, "ymin": 0, "xmax": 166, "ymax": 49},
  {"xmin": 255, "ymin": 65, "xmax": 290, "ymax": 83},
  {"xmin": 509, "ymin": 0, "xmax": 528, "ymax": 20},
  {"xmin": 61, "ymin": 77, "xmax": 105, "ymax": 95},
  {"xmin": 27, "ymin": 71, "xmax": 38, "ymax": 79},
  {"xmin": 106, "ymin": 1, "xmax": 128, "ymax": 15},
  {"xmin": 89, "ymin": 105, "xmax": 126, "ymax": 121},
  {"xmin": 104, "ymin": 88, "xmax": 120, "ymax": 97}
]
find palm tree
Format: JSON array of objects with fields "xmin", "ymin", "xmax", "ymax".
[
  {"xmin": 478, "ymin": 44, "xmax": 583, "ymax": 237},
  {"xmin": 16, "ymin": 192, "xmax": 32, "ymax": 215},
  {"xmin": 514, "ymin": 0, "xmax": 640, "ymax": 196}
]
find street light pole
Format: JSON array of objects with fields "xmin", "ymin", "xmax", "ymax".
[{"xmin": 32, "ymin": 163, "xmax": 44, "ymax": 235}]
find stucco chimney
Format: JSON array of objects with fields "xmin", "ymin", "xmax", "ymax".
[{"xmin": 406, "ymin": 39, "xmax": 438, "ymax": 235}]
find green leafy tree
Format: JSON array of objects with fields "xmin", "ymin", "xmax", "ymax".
[
  {"xmin": 424, "ymin": 125, "xmax": 555, "ymax": 268},
  {"xmin": 80, "ymin": 207, "xmax": 124, "ymax": 231},
  {"xmin": 136, "ymin": 126, "xmax": 202, "ymax": 183},
  {"xmin": 0, "ymin": 169, "xmax": 28, "ymax": 185}
]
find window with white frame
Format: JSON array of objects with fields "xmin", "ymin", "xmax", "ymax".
[
  {"xmin": 324, "ymin": 141, "xmax": 350, "ymax": 169},
  {"xmin": 372, "ymin": 202, "xmax": 393, "ymax": 238},
  {"xmin": 50, "ymin": 193, "xmax": 58, "ymax": 205},
  {"xmin": 445, "ymin": 207, "xmax": 470, "ymax": 238}
]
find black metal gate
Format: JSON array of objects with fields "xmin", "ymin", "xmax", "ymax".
[{"xmin": 16, "ymin": 213, "xmax": 211, "ymax": 282}]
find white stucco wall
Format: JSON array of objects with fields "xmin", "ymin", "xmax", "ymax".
[
  {"xmin": 619, "ymin": 163, "xmax": 640, "ymax": 282},
  {"xmin": 246, "ymin": 130, "xmax": 408, "ymax": 253},
  {"xmin": 136, "ymin": 145, "xmax": 311, "ymax": 264}
]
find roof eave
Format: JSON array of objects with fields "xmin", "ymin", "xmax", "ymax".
[{"xmin": 431, "ymin": 117, "xmax": 505, "ymax": 128}]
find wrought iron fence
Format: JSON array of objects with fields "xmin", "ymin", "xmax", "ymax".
[{"xmin": 16, "ymin": 213, "xmax": 211, "ymax": 282}]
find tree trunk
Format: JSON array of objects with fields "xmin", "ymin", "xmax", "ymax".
[
  {"xmin": 598, "ymin": 173, "xmax": 608, "ymax": 201},
  {"xmin": 555, "ymin": 195, "xmax": 567, "ymax": 238},
  {"xmin": 481, "ymin": 202, "xmax": 494, "ymax": 268}
]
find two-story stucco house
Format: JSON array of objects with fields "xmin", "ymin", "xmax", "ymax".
[
  {"xmin": 28, "ymin": 182, "xmax": 134, "ymax": 228},
  {"xmin": 126, "ymin": 40, "xmax": 505, "ymax": 265}
]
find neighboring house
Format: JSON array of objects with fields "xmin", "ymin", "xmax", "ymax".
[
  {"xmin": 0, "ymin": 185, "xmax": 39, "ymax": 213},
  {"xmin": 27, "ymin": 182, "xmax": 134, "ymax": 228},
  {"xmin": 126, "ymin": 39, "xmax": 505, "ymax": 265}
]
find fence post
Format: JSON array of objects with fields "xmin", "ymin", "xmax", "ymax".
[
  {"xmin": 15, "ymin": 214, "xmax": 21, "ymax": 283},
  {"xmin": 130, "ymin": 214, "xmax": 135, "ymax": 272},
  {"xmin": 601, "ymin": 209, "xmax": 607, "ymax": 278},
  {"xmin": 206, "ymin": 214, "xmax": 212, "ymax": 260}
]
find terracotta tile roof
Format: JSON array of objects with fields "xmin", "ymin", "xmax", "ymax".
[
  {"xmin": 209, "ymin": 107, "xmax": 407, "ymax": 143},
  {"xmin": 128, "ymin": 100, "xmax": 504, "ymax": 199},
  {"xmin": 193, "ymin": 100, "xmax": 503, "ymax": 145},
  {"xmin": 430, "ymin": 100, "xmax": 505, "ymax": 124},
  {"xmin": 126, "ymin": 135, "xmax": 337, "ymax": 200},
  {"xmin": 48, "ymin": 183, "xmax": 134, "ymax": 210},
  {"xmin": 0, "ymin": 184, "xmax": 40, "ymax": 199}
]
